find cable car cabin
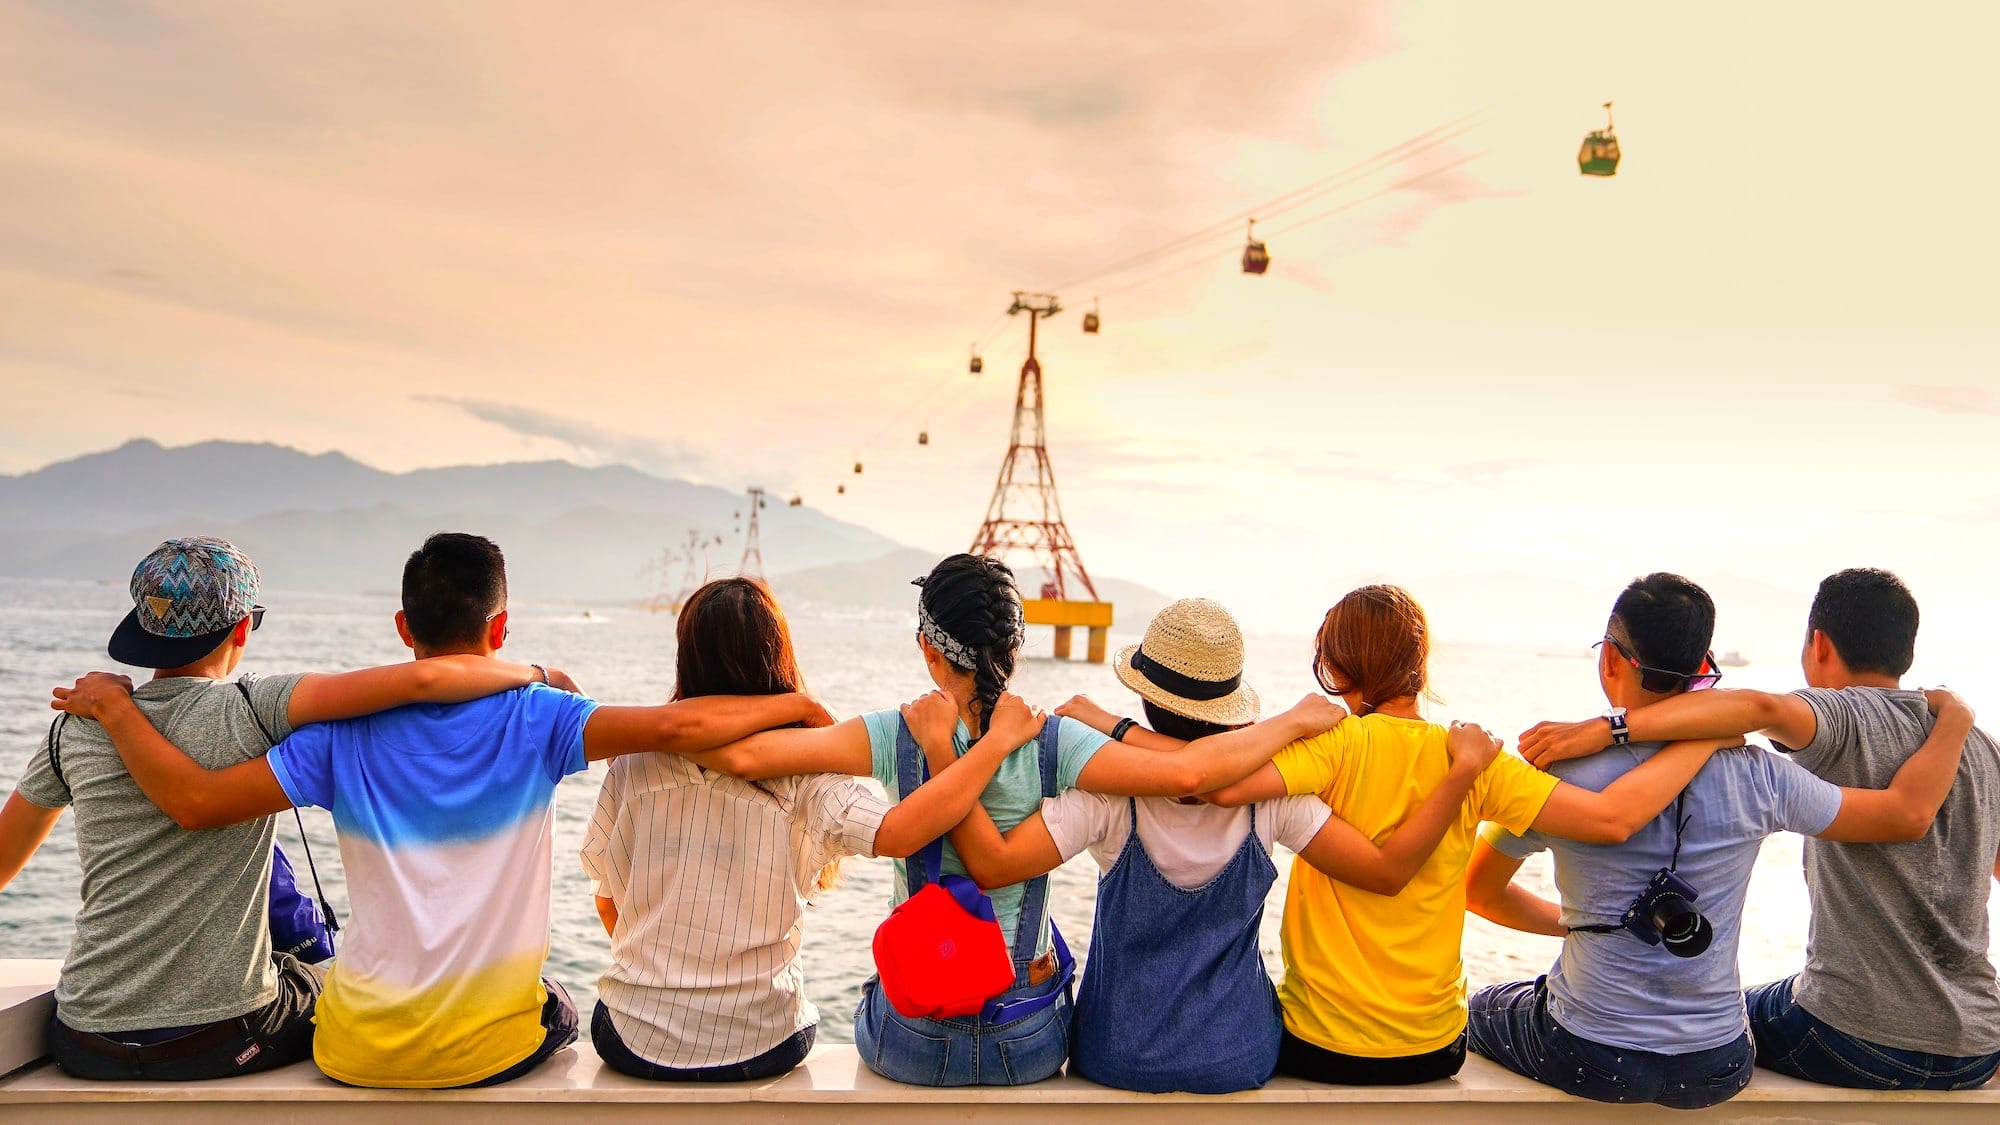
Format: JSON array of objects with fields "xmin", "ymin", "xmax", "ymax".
[
  {"xmin": 917, "ymin": 431, "xmax": 929, "ymax": 445},
  {"xmin": 1578, "ymin": 130, "xmax": 1620, "ymax": 176},
  {"xmin": 1242, "ymin": 240, "xmax": 1270, "ymax": 274},
  {"xmin": 1082, "ymin": 311, "xmax": 1099, "ymax": 333},
  {"xmin": 853, "ymin": 461, "xmax": 863, "ymax": 474},
  {"xmin": 788, "ymin": 495, "xmax": 803, "ymax": 507},
  {"xmin": 837, "ymin": 484, "xmax": 846, "ymax": 495},
  {"xmin": 969, "ymin": 355, "xmax": 983, "ymax": 374}
]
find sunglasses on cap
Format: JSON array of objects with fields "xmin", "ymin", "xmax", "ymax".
[{"xmin": 1595, "ymin": 635, "xmax": 1722, "ymax": 694}]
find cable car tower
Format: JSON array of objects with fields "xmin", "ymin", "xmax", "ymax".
[
  {"xmin": 738, "ymin": 487, "xmax": 767, "ymax": 581},
  {"xmin": 969, "ymin": 291, "xmax": 1114, "ymax": 663}
]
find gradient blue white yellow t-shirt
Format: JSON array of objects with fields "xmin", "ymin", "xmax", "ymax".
[{"xmin": 267, "ymin": 684, "xmax": 596, "ymax": 1088}]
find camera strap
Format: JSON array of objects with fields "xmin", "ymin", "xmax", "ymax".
[{"xmin": 1567, "ymin": 792, "xmax": 1689, "ymax": 936}]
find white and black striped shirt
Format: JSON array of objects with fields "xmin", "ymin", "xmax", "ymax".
[{"xmin": 580, "ymin": 753, "xmax": 887, "ymax": 1069}]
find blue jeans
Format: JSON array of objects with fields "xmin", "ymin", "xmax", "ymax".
[
  {"xmin": 1468, "ymin": 978, "xmax": 1753, "ymax": 1109},
  {"xmin": 591, "ymin": 1002, "xmax": 814, "ymax": 1082},
  {"xmin": 853, "ymin": 973, "xmax": 1070, "ymax": 1087},
  {"xmin": 1746, "ymin": 976, "xmax": 2000, "ymax": 1091}
]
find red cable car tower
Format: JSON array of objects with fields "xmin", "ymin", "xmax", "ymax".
[{"xmin": 969, "ymin": 292, "xmax": 1114, "ymax": 662}]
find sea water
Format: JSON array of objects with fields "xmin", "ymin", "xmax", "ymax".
[{"xmin": 0, "ymin": 576, "xmax": 1980, "ymax": 1041}]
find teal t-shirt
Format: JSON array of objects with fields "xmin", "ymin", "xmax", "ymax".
[{"xmin": 862, "ymin": 710, "xmax": 1107, "ymax": 959}]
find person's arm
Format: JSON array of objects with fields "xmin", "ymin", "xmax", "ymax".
[
  {"xmin": 1464, "ymin": 837, "xmax": 1564, "ymax": 936},
  {"xmin": 1054, "ymin": 695, "xmax": 1187, "ymax": 753},
  {"xmin": 51, "ymin": 673, "xmax": 293, "ymax": 829},
  {"xmin": 581, "ymin": 693, "xmax": 835, "ymax": 763},
  {"xmin": 286, "ymin": 655, "xmax": 567, "ymax": 727},
  {"xmin": 595, "ymin": 895, "xmax": 618, "ymax": 937},
  {"xmin": 1295, "ymin": 721, "xmax": 1500, "ymax": 896},
  {"xmin": 679, "ymin": 717, "xmax": 875, "ymax": 780},
  {"xmin": 1201, "ymin": 761, "xmax": 1290, "ymax": 808},
  {"xmin": 0, "ymin": 792, "xmax": 64, "ymax": 892},
  {"xmin": 872, "ymin": 693, "xmax": 1048, "ymax": 858},
  {"xmin": 1816, "ymin": 689, "xmax": 1972, "ymax": 842},
  {"xmin": 1073, "ymin": 694, "xmax": 1348, "ymax": 798},
  {"xmin": 1519, "ymin": 689, "xmax": 1817, "ymax": 770},
  {"xmin": 1527, "ymin": 738, "xmax": 1737, "ymax": 844}
]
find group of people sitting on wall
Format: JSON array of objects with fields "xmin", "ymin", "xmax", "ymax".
[{"xmin": 1, "ymin": 532, "xmax": 1995, "ymax": 1109}]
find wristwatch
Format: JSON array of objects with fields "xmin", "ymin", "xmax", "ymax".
[{"xmin": 1602, "ymin": 707, "xmax": 1631, "ymax": 746}]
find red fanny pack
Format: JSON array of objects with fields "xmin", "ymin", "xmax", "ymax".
[{"xmin": 872, "ymin": 871, "xmax": 1015, "ymax": 1019}]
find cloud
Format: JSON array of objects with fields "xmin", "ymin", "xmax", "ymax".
[
  {"xmin": 1898, "ymin": 385, "xmax": 2000, "ymax": 416},
  {"xmin": 415, "ymin": 395, "xmax": 717, "ymax": 481}
]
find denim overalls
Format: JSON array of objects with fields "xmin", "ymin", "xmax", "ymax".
[
  {"xmin": 1069, "ymin": 799, "xmax": 1282, "ymax": 1093},
  {"xmin": 854, "ymin": 719, "xmax": 1075, "ymax": 1086}
]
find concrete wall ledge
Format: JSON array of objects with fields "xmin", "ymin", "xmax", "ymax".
[{"xmin": 6, "ymin": 1043, "xmax": 1999, "ymax": 1123}]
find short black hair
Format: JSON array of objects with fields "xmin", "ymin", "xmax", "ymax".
[
  {"xmin": 1808, "ymin": 568, "xmax": 1918, "ymax": 677},
  {"xmin": 1141, "ymin": 699, "xmax": 1236, "ymax": 743},
  {"xmin": 401, "ymin": 532, "xmax": 508, "ymax": 649},
  {"xmin": 1609, "ymin": 573, "xmax": 1716, "ymax": 676}
]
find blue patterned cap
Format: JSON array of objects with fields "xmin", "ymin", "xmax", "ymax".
[{"xmin": 107, "ymin": 537, "xmax": 263, "ymax": 668}]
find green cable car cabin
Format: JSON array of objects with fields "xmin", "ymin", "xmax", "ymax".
[{"xmin": 1579, "ymin": 101, "xmax": 1620, "ymax": 177}]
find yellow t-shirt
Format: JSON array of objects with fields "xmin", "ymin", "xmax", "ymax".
[{"xmin": 1271, "ymin": 713, "xmax": 1559, "ymax": 1057}]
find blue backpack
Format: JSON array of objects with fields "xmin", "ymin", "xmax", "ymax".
[{"xmin": 45, "ymin": 682, "xmax": 338, "ymax": 965}]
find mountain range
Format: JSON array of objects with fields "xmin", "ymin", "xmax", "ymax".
[{"xmin": 0, "ymin": 440, "xmax": 1171, "ymax": 622}]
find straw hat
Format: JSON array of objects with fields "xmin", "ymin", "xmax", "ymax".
[{"xmin": 1113, "ymin": 598, "xmax": 1262, "ymax": 726}]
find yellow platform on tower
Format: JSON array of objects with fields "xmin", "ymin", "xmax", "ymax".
[{"xmin": 1022, "ymin": 599, "xmax": 1114, "ymax": 663}]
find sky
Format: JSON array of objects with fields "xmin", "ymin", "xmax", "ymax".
[{"xmin": 3, "ymin": 1, "xmax": 1997, "ymax": 658}]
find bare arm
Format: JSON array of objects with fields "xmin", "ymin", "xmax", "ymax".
[
  {"xmin": 1528, "ymin": 739, "xmax": 1737, "ymax": 844},
  {"xmin": 582, "ymin": 693, "xmax": 833, "ymax": 763},
  {"xmin": 680, "ymin": 717, "xmax": 875, "ymax": 780},
  {"xmin": 1520, "ymin": 689, "xmax": 1817, "ymax": 770},
  {"xmin": 1202, "ymin": 761, "xmax": 1290, "ymax": 808},
  {"xmin": 904, "ymin": 709, "xmax": 1065, "ymax": 888},
  {"xmin": 1297, "ymin": 722, "xmax": 1499, "ymax": 896},
  {"xmin": 1464, "ymin": 838, "xmax": 1564, "ymax": 936},
  {"xmin": 1817, "ymin": 690, "xmax": 1973, "ymax": 842},
  {"xmin": 1074, "ymin": 695, "xmax": 1347, "ymax": 798},
  {"xmin": 1054, "ymin": 695, "xmax": 1187, "ymax": 753},
  {"xmin": 52, "ymin": 674, "xmax": 293, "ymax": 830},
  {"xmin": 286, "ymin": 655, "xmax": 556, "ymax": 727},
  {"xmin": 872, "ymin": 694, "xmax": 1048, "ymax": 858},
  {"xmin": 0, "ymin": 792, "xmax": 64, "ymax": 892}
]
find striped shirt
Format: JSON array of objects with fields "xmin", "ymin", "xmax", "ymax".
[{"xmin": 580, "ymin": 753, "xmax": 888, "ymax": 1069}]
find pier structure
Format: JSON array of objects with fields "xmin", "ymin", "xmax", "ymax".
[{"xmin": 969, "ymin": 292, "xmax": 1114, "ymax": 662}]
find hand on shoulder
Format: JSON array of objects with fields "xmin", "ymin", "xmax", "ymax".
[{"xmin": 50, "ymin": 672, "xmax": 135, "ymax": 720}]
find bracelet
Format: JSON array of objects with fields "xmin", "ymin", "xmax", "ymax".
[
  {"xmin": 1110, "ymin": 717, "xmax": 1138, "ymax": 743},
  {"xmin": 531, "ymin": 663, "xmax": 550, "ymax": 685}
]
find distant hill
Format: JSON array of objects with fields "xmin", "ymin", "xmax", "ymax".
[
  {"xmin": 774, "ymin": 548, "xmax": 1173, "ymax": 629},
  {"xmin": 0, "ymin": 440, "xmax": 897, "ymax": 602}
]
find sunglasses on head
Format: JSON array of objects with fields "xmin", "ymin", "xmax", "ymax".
[{"xmin": 1596, "ymin": 635, "xmax": 1722, "ymax": 694}]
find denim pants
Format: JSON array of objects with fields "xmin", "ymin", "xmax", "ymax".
[
  {"xmin": 591, "ymin": 1002, "xmax": 815, "ymax": 1082},
  {"xmin": 854, "ymin": 972, "xmax": 1071, "ymax": 1087},
  {"xmin": 1467, "ymin": 978, "xmax": 1753, "ymax": 1109},
  {"xmin": 49, "ymin": 952, "xmax": 322, "ymax": 1081},
  {"xmin": 1746, "ymin": 975, "xmax": 2000, "ymax": 1091}
]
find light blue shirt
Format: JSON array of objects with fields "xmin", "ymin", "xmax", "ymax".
[
  {"xmin": 1487, "ymin": 743, "xmax": 1841, "ymax": 1053},
  {"xmin": 862, "ymin": 710, "xmax": 1107, "ymax": 958}
]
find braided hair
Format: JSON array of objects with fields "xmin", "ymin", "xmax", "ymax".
[{"xmin": 916, "ymin": 554, "xmax": 1025, "ymax": 738}]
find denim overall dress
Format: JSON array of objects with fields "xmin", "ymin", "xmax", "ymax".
[
  {"xmin": 1069, "ymin": 798, "xmax": 1282, "ymax": 1093},
  {"xmin": 854, "ymin": 718, "xmax": 1076, "ymax": 1086}
]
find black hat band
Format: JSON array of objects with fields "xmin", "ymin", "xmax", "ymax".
[{"xmin": 1130, "ymin": 647, "xmax": 1241, "ymax": 702}]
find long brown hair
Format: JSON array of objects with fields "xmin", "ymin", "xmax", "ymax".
[
  {"xmin": 671, "ymin": 577, "xmax": 840, "ymax": 891},
  {"xmin": 1314, "ymin": 584, "xmax": 1431, "ymax": 716},
  {"xmin": 673, "ymin": 577, "xmax": 803, "ymax": 701}
]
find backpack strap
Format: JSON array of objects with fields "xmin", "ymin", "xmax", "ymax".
[
  {"xmin": 1005, "ymin": 716, "xmax": 1067, "ymax": 963},
  {"xmin": 45, "ymin": 714, "xmax": 69, "ymax": 793},
  {"xmin": 237, "ymin": 680, "xmax": 340, "ymax": 938},
  {"xmin": 895, "ymin": 716, "xmax": 946, "ymax": 892}
]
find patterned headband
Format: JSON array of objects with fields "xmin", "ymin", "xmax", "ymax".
[{"xmin": 918, "ymin": 603, "xmax": 980, "ymax": 671}]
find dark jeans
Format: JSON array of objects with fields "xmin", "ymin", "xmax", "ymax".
[
  {"xmin": 1467, "ymin": 978, "xmax": 1753, "ymax": 1110},
  {"xmin": 452, "ymin": 978, "xmax": 579, "ymax": 1089},
  {"xmin": 1275, "ymin": 1026, "xmax": 1466, "ymax": 1086},
  {"xmin": 48, "ymin": 952, "xmax": 322, "ymax": 1081},
  {"xmin": 592, "ymin": 1002, "xmax": 815, "ymax": 1082},
  {"xmin": 1746, "ymin": 975, "xmax": 2000, "ymax": 1091}
]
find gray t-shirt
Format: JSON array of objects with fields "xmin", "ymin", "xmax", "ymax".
[
  {"xmin": 1784, "ymin": 686, "xmax": 2000, "ymax": 1055},
  {"xmin": 15, "ymin": 673, "xmax": 304, "ymax": 1033}
]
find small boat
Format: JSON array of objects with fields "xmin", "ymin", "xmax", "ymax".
[{"xmin": 1717, "ymin": 650, "xmax": 1749, "ymax": 668}]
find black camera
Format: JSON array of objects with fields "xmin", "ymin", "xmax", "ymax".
[{"xmin": 1618, "ymin": 868, "xmax": 1713, "ymax": 958}]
